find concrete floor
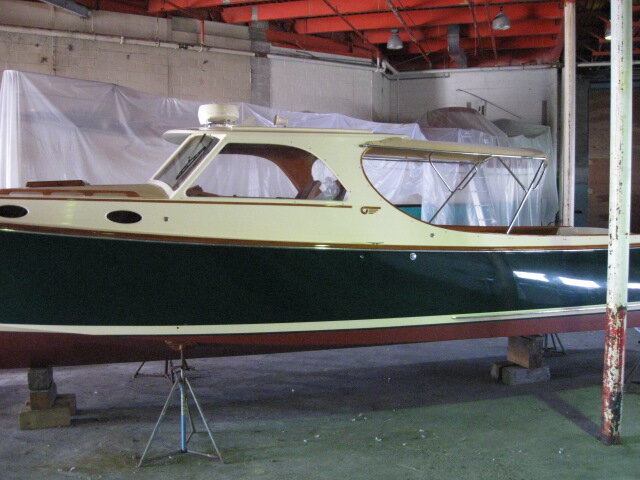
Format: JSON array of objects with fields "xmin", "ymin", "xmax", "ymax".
[{"xmin": 2, "ymin": 331, "xmax": 640, "ymax": 480}]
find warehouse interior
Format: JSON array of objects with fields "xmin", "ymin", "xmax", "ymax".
[{"xmin": 1, "ymin": 0, "xmax": 640, "ymax": 478}]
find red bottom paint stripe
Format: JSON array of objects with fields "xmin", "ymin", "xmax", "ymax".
[{"xmin": 2, "ymin": 312, "xmax": 639, "ymax": 369}]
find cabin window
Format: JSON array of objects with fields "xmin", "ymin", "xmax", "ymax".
[
  {"xmin": 155, "ymin": 135, "xmax": 219, "ymax": 189},
  {"xmin": 186, "ymin": 143, "xmax": 347, "ymax": 201}
]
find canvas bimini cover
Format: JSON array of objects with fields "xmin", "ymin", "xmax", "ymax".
[{"xmin": 0, "ymin": 70, "xmax": 557, "ymax": 227}]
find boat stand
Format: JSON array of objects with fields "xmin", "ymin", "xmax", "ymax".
[
  {"xmin": 543, "ymin": 333, "xmax": 566, "ymax": 356},
  {"xmin": 624, "ymin": 340, "xmax": 640, "ymax": 393},
  {"xmin": 133, "ymin": 359, "xmax": 175, "ymax": 381},
  {"xmin": 137, "ymin": 348, "xmax": 223, "ymax": 467},
  {"xmin": 133, "ymin": 358, "xmax": 194, "ymax": 382}
]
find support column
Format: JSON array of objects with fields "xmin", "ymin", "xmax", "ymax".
[
  {"xmin": 601, "ymin": 0, "xmax": 633, "ymax": 445},
  {"xmin": 249, "ymin": 21, "xmax": 271, "ymax": 107},
  {"xmin": 560, "ymin": 0, "xmax": 576, "ymax": 226}
]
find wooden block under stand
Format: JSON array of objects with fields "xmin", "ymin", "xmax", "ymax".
[
  {"xmin": 28, "ymin": 382, "xmax": 57, "ymax": 410},
  {"xmin": 19, "ymin": 394, "xmax": 76, "ymax": 430},
  {"xmin": 55, "ymin": 393, "xmax": 77, "ymax": 416},
  {"xmin": 507, "ymin": 335, "xmax": 544, "ymax": 369}
]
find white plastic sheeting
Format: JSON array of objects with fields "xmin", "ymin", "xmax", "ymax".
[
  {"xmin": 0, "ymin": 70, "xmax": 557, "ymax": 226},
  {"xmin": 494, "ymin": 119, "xmax": 558, "ymax": 226}
]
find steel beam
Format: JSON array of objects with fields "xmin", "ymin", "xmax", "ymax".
[
  {"xmin": 294, "ymin": 3, "xmax": 564, "ymax": 34},
  {"xmin": 148, "ymin": 0, "xmax": 264, "ymax": 13},
  {"xmin": 601, "ymin": 0, "xmax": 633, "ymax": 446},
  {"xmin": 266, "ymin": 30, "xmax": 372, "ymax": 58},
  {"xmin": 221, "ymin": 0, "xmax": 547, "ymax": 23},
  {"xmin": 403, "ymin": 35, "xmax": 556, "ymax": 54}
]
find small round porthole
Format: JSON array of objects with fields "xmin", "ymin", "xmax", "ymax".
[
  {"xmin": 107, "ymin": 210, "xmax": 142, "ymax": 224},
  {"xmin": 0, "ymin": 205, "xmax": 28, "ymax": 218}
]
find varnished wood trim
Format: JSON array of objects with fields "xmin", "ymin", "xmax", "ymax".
[
  {"xmin": 0, "ymin": 196, "xmax": 353, "ymax": 208},
  {"xmin": 26, "ymin": 180, "xmax": 89, "ymax": 187},
  {"xmin": 0, "ymin": 222, "xmax": 632, "ymax": 251},
  {"xmin": 0, "ymin": 189, "xmax": 140, "ymax": 197}
]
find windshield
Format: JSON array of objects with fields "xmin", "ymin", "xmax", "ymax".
[{"xmin": 155, "ymin": 134, "xmax": 219, "ymax": 189}]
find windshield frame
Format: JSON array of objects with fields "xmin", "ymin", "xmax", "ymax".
[{"xmin": 153, "ymin": 133, "xmax": 220, "ymax": 190}]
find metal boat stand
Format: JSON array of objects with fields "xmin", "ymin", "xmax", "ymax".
[
  {"xmin": 624, "ymin": 341, "xmax": 640, "ymax": 393},
  {"xmin": 137, "ymin": 346, "xmax": 223, "ymax": 467},
  {"xmin": 133, "ymin": 359, "xmax": 175, "ymax": 381},
  {"xmin": 133, "ymin": 358, "xmax": 195, "ymax": 382},
  {"xmin": 543, "ymin": 333, "xmax": 566, "ymax": 356}
]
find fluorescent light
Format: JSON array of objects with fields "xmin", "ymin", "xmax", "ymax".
[{"xmin": 558, "ymin": 277, "xmax": 600, "ymax": 289}]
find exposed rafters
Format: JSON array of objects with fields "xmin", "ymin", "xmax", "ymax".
[{"xmin": 70, "ymin": 0, "xmax": 639, "ymax": 71}]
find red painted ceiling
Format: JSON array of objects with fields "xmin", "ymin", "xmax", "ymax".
[{"xmin": 74, "ymin": 0, "xmax": 639, "ymax": 70}]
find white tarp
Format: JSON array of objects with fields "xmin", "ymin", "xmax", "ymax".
[{"xmin": 0, "ymin": 70, "xmax": 557, "ymax": 226}]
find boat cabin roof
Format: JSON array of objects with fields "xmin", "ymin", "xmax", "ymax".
[
  {"xmin": 162, "ymin": 126, "xmax": 375, "ymax": 145},
  {"xmin": 163, "ymin": 127, "xmax": 547, "ymax": 167}
]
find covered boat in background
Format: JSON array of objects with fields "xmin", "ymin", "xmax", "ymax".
[{"xmin": 0, "ymin": 104, "xmax": 638, "ymax": 369}]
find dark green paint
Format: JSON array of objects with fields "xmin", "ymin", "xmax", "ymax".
[{"xmin": 2, "ymin": 230, "xmax": 640, "ymax": 327}]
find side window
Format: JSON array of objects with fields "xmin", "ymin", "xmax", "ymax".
[
  {"xmin": 155, "ymin": 135, "xmax": 218, "ymax": 189},
  {"xmin": 186, "ymin": 143, "xmax": 347, "ymax": 201}
]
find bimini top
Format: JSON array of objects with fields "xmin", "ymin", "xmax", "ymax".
[{"xmin": 362, "ymin": 137, "xmax": 547, "ymax": 165}]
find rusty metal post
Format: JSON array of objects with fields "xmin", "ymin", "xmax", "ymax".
[
  {"xmin": 560, "ymin": 0, "xmax": 576, "ymax": 226},
  {"xmin": 601, "ymin": 0, "xmax": 633, "ymax": 446}
]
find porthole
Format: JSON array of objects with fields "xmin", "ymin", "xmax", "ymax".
[
  {"xmin": 107, "ymin": 210, "xmax": 142, "ymax": 224},
  {"xmin": 0, "ymin": 205, "xmax": 28, "ymax": 218}
]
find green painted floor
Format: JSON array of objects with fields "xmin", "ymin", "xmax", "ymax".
[{"xmin": 1, "ymin": 332, "xmax": 640, "ymax": 479}]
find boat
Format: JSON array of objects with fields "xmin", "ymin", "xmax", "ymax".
[{"xmin": 0, "ymin": 104, "xmax": 638, "ymax": 369}]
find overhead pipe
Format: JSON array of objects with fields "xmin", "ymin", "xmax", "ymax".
[
  {"xmin": 601, "ymin": 0, "xmax": 633, "ymax": 446},
  {"xmin": 0, "ymin": 23, "xmax": 256, "ymax": 57},
  {"xmin": 560, "ymin": 0, "xmax": 576, "ymax": 226},
  {"xmin": 383, "ymin": 62, "xmax": 557, "ymax": 80},
  {"xmin": 578, "ymin": 61, "xmax": 640, "ymax": 67},
  {"xmin": 0, "ymin": 23, "xmax": 389, "ymax": 73}
]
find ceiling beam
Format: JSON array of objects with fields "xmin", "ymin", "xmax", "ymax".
[
  {"xmin": 266, "ymin": 30, "xmax": 372, "ymax": 58},
  {"xmin": 148, "ymin": 0, "xmax": 264, "ymax": 14},
  {"xmin": 220, "ymin": 0, "xmax": 541, "ymax": 24},
  {"xmin": 402, "ymin": 35, "xmax": 557, "ymax": 54},
  {"xmin": 294, "ymin": 3, "xmax": 563, "ymax": 34},
  {"xmin": 363, "ymin": 19, "xmax": 561, "ymax": 44}
]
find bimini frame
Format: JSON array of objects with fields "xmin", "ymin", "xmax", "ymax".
[{"xmin": 362, "ymin": 137, "xmax": 548, "ymax": 233}]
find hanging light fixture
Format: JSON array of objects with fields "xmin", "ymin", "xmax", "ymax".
[
  {"xmin": 604, "ymin": 22, "xmax": 612, "ymax": 41},
  {"xmin": 386, "ymin": 28, "xmax": 403, "ymax": 50},
  {"xmin": 492, "ymin": 7, "xmax": 511, "ymax": 31}
]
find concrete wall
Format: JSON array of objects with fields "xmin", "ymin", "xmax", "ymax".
[
  {"xmin": 0, "ymin": 0, "xmax": 557, "ymax": 127},
  {"xmin": 0, "ymin": 1, "xmax": 253, "ymax": 102},
  {"xmin": 0, "ymin": 0, "xmax": 378, "ymax": 118},
  {"xmin": 270, "ymin": 58, "xmax": 375, "ymax": 119}
]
